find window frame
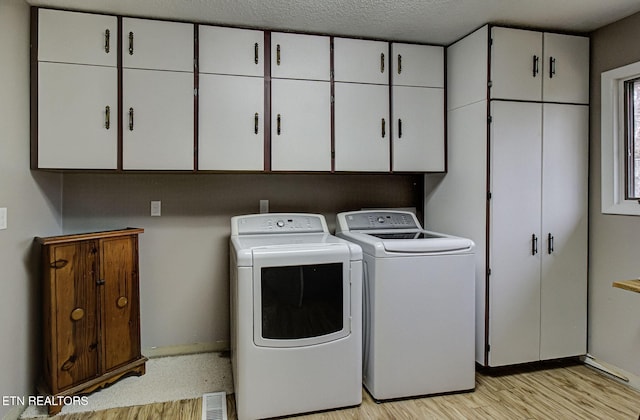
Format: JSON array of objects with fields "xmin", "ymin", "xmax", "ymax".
[
  {"xmin": 624, "ymin": 77, "xmax": 640, "ymax": 200},
  {"xmin": 601, "ymin": 61, "xmax": 640, "ymax": 215}
]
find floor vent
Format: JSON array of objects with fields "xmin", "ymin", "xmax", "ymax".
[{"xmin": 202, "ymin": 392, "xmax": 228, "ymax": 420}]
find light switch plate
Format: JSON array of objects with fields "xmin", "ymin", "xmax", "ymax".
[
  {"xmin": 0, "ymin": 208, "xmax": 6, "ymax": 230},
  {"xmin": 150, "ymin": 201, "xmax": 161, "ymax": 217}
]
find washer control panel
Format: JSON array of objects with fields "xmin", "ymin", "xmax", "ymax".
[
  {"xmin": 343, "ymin": 211, "xmax": 419, "ymax": 231},
  {"xmin": 235, "ymin": 214, "xmax": 327, "ymax": 235}
]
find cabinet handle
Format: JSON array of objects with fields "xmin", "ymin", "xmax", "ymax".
[
  {"xmin": 381, "ymin": 52, "xmax": 385, "ymax": 73},
  {"xmin": 532, "ymin": 55, "xmax": 539, "ymax": 77},
  {"xmin": 254, "ymin": 43, "xmax": 259, "ymax": 65},
  {"xmin": 105, "ymin": 106, "xmax": 111, "ymax": 130},
  {"xmin": 277, "ymin": 114, "xmax": 281, "ymax": 135},
  {"xmin": 548, "ymin": 233, "xmax": 554, "ymax": 254},
  {"xmin": 105, "ymin": 29, "xmax": 110, "ymax": 53},
  {"xmin": 276, "ymin": 44, "xmax": 281, "ymax": 66},
  {"xmin": 97, "ymin": 278, "xmax": 105, "ymax": 286},
  {"xmin": 254, "ymin": 112, "xmax": 259, "ymax": 134},
  {"xmin": 397, "ymin": 54, "xmax": 402, "ymax": 74},
  {"xmin": 116, "ymin": 296, "xmax": 129, "ymax": 308},
  {"xmin": 549, "ymin": 57, "xmax": 556, "ymax": 79},
  {"xmin": 129, "ymin": 107, "xmax": 134, "ymax": 131},
  {"xmin": 381, "ymin": 118, "xmax": 386, "ymax": 138},
  {"xmin": 129, "ymin": 31, "xmax": 134, "ymax": 55},
  {"xmin": 70, "ymin": 308, "xmax": 85, "ymax": 321},
  {"xmin": 398, "ymin": 118, "xmax": 403, "ymax": 138},
  {"xmin": 532, "ymin": 234, "xmax": 538, "ymax": 255}
]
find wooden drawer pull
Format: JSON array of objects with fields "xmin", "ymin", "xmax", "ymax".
[
  {"xmin": 117, "ymin": 296, "xmax": 129, "ymax": 308},
  {"xmin": 70, "ymin": 308, "xmax": 85, "ymax": 321}
]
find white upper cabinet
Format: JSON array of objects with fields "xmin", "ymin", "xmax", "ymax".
[
  {"xmin": 36, "ymin": 9, "xmax": 118, "ymax": 170},
  {"xmin": 390, "ymin": 43, "xmax": 445, "ymax": 172},
  {"xmin": 392, "ymin": 86, "xmax": 445, "ymax": 172},
  {"xmin": 121, "ymin": 18, "xmax": 195, "ymax": 170},
  {"xmin": 122, "ymin": 69, "xmax": 194, "ymax": 170},
  {"xmin": 271, "ymin": 79, "xmax": 331, "ymax": 171},
  {"xmin": 122, "ymin": 18, "xmax": 194, "ymax": 72},
  {"xmin": 38, "ymin": 8, "xmax": 117, "ymax": 67},
  {"xmin": 199, "ymin": 74, "xmax": 264, "ymax": 171},
  {"xmin": 334, "ymin": 83, "xmax": 389, "ymax": 172},
  {"xmin": 490, "ymin": 27, "xmax": 543, "ymax": 102},
  {"xmin": 542, "ymin": 33, "xmax": 590, "ymax": 104},
  {"xmin": 490, "ymin": 27, "xmax": 589, "ymax": 104},
  {"xmin": 333, "ymin": 38, "xmax": 389, "ymax": 84},
  {"xmin": 391, "ymin": 43, "xmax": 444, "ymax": 88},
  {"xmin": 199, "ymin": 26, "xmax": 264, "ymax": 77},
  {"xmin": 38, "ymin": 62, "xmax": 118, "ymax": 169},
  {"xmin": 270, "ymin": 33, "xmax": 330, "ymax": 81}
]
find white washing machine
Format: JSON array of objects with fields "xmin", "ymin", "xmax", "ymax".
[
  {"xmin": 230, "ymin": 213, "xmax": 362, "ymax": 420},
  {"xmin": 336, "ymin": 210, "xmax": 475, "ymax": 401}
]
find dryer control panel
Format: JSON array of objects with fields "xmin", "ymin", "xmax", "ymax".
[
  {"xmin": 342, "ymin": 210, "xmax": 419, "ymax": 231},
  {"xmin": 233, "ymin": 213, "xmax": 328, "ymax": 235}
]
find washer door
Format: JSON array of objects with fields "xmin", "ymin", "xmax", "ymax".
[{"xmin": 252, "ymin": 244, "xmax": 352, "ymax": 348}]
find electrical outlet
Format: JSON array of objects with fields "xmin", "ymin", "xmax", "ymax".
[
  {"xmin": 0, "ymin": 208, "xmax": 6, "ymax": 230},
  {"xmin": 260, "ymin": 200, "xmax": 269, "ymax": 214},
  {"xmin": 150, "ymin": 201, "xmax": 161, "ymax": 217}
]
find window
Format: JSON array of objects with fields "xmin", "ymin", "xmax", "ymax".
[
  {"xmin": 601, "ymin": 61, "xmax": 640, "ymax": 215},
  {"xmin": 625, "ymin": 78, "xmax": 640, "ymax": 199}
]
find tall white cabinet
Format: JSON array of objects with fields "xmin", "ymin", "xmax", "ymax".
[{"xmin": 425, "ymin": 25, "xmax": 589, "ymax": 367}]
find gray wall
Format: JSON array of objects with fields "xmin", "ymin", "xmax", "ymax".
[
  {"xmin": 0, "ymin": 1, "xmax": 63, "ymax": 418},
  {"xmin": 62, "ymin": 173, "xmax": 421, "ymax": 354},
  {"xmin": 589, "ymin": 12, "xmax": 640, "ymax": 378}
]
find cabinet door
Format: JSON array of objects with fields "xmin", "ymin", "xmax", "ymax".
[
  {"xmin": 540, "ymin": 104, "xmax": 588, "ymax": 360},
  {"xmin": 50, "ymin": 241, "xmax": 99, "ymax": 391},
  {"xmin": 333, "ymin": 38, "xmax": 388, "ymax": 84},
  {"xmin": 334, "ymin": 83, "xmax": 389, "ymax": 171},
  {"xmin": 122, "ymin": 18, "xmax": 194, "ymax": 72},
  {"xmin": 38, "ymin": 9, "xmax": 117, "ymax": 67},
  {"xmin": 123, "ymin": 69, "xmax": 194, "ymax": 170},
  {"xmin": 391, "ymin": 43, "xmax": 444, "ymax": 88},
  {"xmin": 488, "ymin": 101, "xmax": 542, "ymax": 367},
  {"xmin": 271, "ymin": 33, "xmax": 330, "ymax": 81},
  {"xmin": 38, "ymin": 62, "xmax": 118, "ymax": 169},
  {"xmin": 490, "ymin": 27, "xmax": 543, "ymax": 101},
  {"xmin": 271, "ymin": 79, "xmax": 331, "ymax": 171},
  {"xmin": 199, "ymin": 26, "xmax": 264, "ymax": 77},
  {"xmin": 100, "ymin": 236, "xmax": 141, "ymax": 371},
  {"xmin": 392, "ymin": 86, "xmax": 444, "ymax": 172},
  {"xmin": 542, "ymin": 33, "xmax": 589, "ymax": 104},
  {"xmin": 199, "ymin": 74, "xmax": 264, "ymax": 170}
]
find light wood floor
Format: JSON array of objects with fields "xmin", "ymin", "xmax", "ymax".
[{"xmin": 53, "ymin": 360, "xmax": 640, "ymax": 420}]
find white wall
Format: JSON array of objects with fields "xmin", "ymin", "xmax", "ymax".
[
  {"xmin": 0, "ymin": 1, "xmax": 63, "ymax": 418},
  {"xmin": 589, "ymin": 11, "xmax": 640, "ymax": 382},
  {"xmin": 62, "ymin": 173, "xmax": 420, "ymax": 355}
]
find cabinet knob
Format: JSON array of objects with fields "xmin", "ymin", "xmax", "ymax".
[
  {"xmin": 255, "ymin": 112, "xmax": 259, "ymax": 135},
  {"xmin": 117, "ymin": 296, "xmax": 129, "ymax": 308},
  {"xmin": 254, "ymin": 42, "xmax": 259, "ymax": 65},
  {"xmin": 277, "ymin": 114, "xmax": 282, "ymax": 135},
  {"xmin": 532, "ymin": 55, "xmax": 540, "ymax": 77},
  {"xmin": 397, "ymin": 54, "xmax": 402, "ymax": 74},
  {"xmin": 70, "ymin": 308, "xmax": 85, "ymax": 321},
  {"xmin": 105, "ymin": 105, "xmax": 111, "ymax": 130},
  {"xmin": 549, "ymin": 57, "xmax": 556, "ymax": 79},
  {"xmin": 381, "ymin": 118, "xmax": 386, "ymax": 138},
  {"xmin": 381, "ymin": 52, "xmax": 385, "ymax": 73},
  {"xmin": 276, "ymin": 44, "xmax": 281, "ymax": 66}
]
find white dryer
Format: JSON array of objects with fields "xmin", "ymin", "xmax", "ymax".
[
  {"xmin": 230, "ymin": 213, "xmax": 362, "ymax": 420},
  {"xmin": 336, "ymin": 210, "xmax": 475, "ymax": 401}
]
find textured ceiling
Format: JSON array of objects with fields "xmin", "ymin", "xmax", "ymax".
[{"xmin": 26, "ymin": 0, "xmax": 640, "ymax": 45}]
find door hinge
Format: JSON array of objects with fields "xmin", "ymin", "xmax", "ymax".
[
  {"xmin": 487, "ymin": 267, "xmax": 491, "ymax": 276},
  {"xmin": 194, "ymin": 88, "xmax": 198, "ymax": 96},
  {"xmin": 487, "ymin": 344, "xmax": 491, "ymax": 353},
  {"xmin": 487, "ymin": 191, "xmax": 492, "ymax": 200},
  {"xmin": 488, "ymin": 115, "xmax": 493, "ymax": 123}
]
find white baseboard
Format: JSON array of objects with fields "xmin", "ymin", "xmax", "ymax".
[
  {"xmin": 142, "ymin": 341, "xmax": 229, "ymax": 359},
  {"xmin": 582, "ymin": 354, "xmax": 640, "ymax": 392}
]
